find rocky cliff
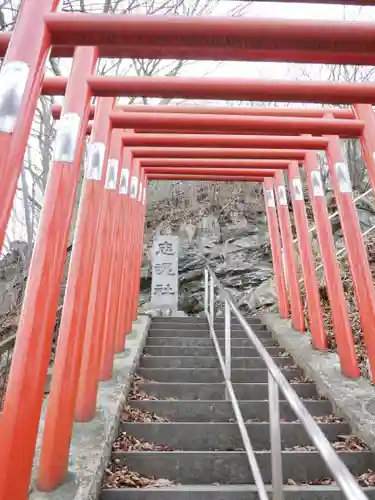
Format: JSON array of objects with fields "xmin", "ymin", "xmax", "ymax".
[{"xmin": 140, "ymin": 181, "xmax": 277, "ymax": 315}]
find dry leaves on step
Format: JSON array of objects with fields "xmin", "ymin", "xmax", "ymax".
[
  {"xmin": 113, "ymin": 432, "xmax": 173, "ymax": 452},
  {"xmin": 357, "ymin": 470, "xmax": 375, "ymax": 487},
  {"xmin": 133, "ymin": 373, "xmax": 155, "ymax": 383},
  {"xmin": 103, "ymin": 463, "xmax": 175, "ymax": 489},
  {"xmin": 128, "ymin": 386, "xmax": 158, "ymax": 401},
  {"xmin": 331, "ymin": 435, "xmax": 369, "ymax": 452},
  {"xmin": 289, "ymin": 375, "xmax": 313, "ymax": 383},
  {"xmin": 285, "ymin": 444, "xmax": 317, "ymax": 452},
  {"xmin": 313, "ymin": 414, "xmax": 344, "ymax": 423},
  {"xmin": 283, "ymin": 364, "xmax": 298, "ymax": 370},
  {"xmin": 122, "ymin": 405, "xmax": 169, "ymax": 423},
  {"xmin": 287, "ymin": 477, "xmax": 334, "ymax": 486}
]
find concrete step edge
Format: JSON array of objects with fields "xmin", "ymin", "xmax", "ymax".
[{"xmin": 102, "ymin": 484, "xmax": 375, "ymax": 492}]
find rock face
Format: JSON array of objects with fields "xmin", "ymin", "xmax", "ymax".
[
  {"xmin": 140, "ymin": 182, "xmax": 276, "ymax": 315},
  {"xmin": 140, "ymin": 182, "xmax": 375, "ymax": 318}
]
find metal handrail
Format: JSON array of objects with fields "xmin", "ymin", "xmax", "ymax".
[
  {"xmin": 204, "ymin": 265, "xmax": 368, "ymax": 500},
  {"xmin": 313, "ymin": 222, "xmax": 375, "ymax": 275},
  {"xmin": 292, "ymin": 187, "xmax": 373, "ymax": 245}
]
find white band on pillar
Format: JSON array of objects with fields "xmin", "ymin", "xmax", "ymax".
[
  {"xmin": 85, "ymin": 142, "xmax": 106, "ymax": 181},
  {"xmin": 143, "ymin": 186, "xmax": 146, "ymax": 205},
  {"xmin": 0, "ymin": 61, "xmax": 30, "ymax": 134},
  {"xmin": 311, "ymin": 170, "xmax": 324, "ymax": 197},
  {"xmin": 130, "ymin": 176, "xmax": 138, "ymax": 199},
  {"xmin": 292, "ymin": 178, "xmax": 303, "ymax": 201},
  {"xmin": 335, "ymin": 162, "xmax": 352, "ymax": 194},
  {"xmin": 119, "ymin": 168, "xmax": 130, "ymax": 195},
  {"xmin": 105, "ymin": 158, "xmax": 119, "ymax": 190},
  {"xmin": 54, "ymin": 113, "xmax": 81, "ymax": 163},
  {"xmin": 278, "ymin": 185, "xmax": 287, "ymax": 206},
  {"xmin": 266, "ymin": 189, "xmax": 275, "ymax": 208}
]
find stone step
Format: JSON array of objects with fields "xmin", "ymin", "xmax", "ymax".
[
  {"xmin": 151, "ymin": 317, "xmax": 262, "ymax": 325},
  {"xmin": 143, "ymin": 346, "xmax": 283, "ymax": 357},
  {"xmin": 119, "ymin": 422, "xmax": 350, "ymax": 451},
  {"xmin": 147, "ymin": 328, "xmax": 270, "ymax": 338},
  {"xmin": 140, "ymin": 356, "xmax": 294, "ymax": 369},
  {"xmin": 138, "ymin": 368, "xmax": 303, "ymax": 383},
  {"xmin": 149, "ymin": 324, "xmax": 266, "ymax": 332},
  {"xmin": 131, "ymin": 400, "xmax": 334, "ymax": 422},
  {"xmin": 112, "ymin": 450, "xmax": 374, "ymax": 484},
  {"xmin": 136, "ymin": 382, "xmax": 318, "ymax": 400},
  {"xmin": 145, "ymin": 337, "xmax": 277, "ymax": 347},
  {"xmin": 101, "ymin": 484, "xmax": 375, "ymax": 500}
]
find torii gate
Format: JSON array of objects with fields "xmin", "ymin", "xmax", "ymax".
[{"xmin": 1, "ymin": 2, "xmax": 375, "ymax": 499}]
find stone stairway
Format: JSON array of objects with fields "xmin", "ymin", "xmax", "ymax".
[{"xmin": 101, "ymin": 316, "xmax": 375, "ymax": 499}]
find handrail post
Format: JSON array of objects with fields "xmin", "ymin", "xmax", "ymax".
[
  {"xmin": 210, "ymin": 273, "xmax": 215, "ymax": 327},
  {"xmin": 224, "ymin": 299, "xmax": 231, "ymax": 400},
  {"xmin": 268, "ymin": 373, "xmax": 284, "ymax": 500},
  {"xmin": 204, "ymin": 268, "xmax": 209, "ymax": 316}
]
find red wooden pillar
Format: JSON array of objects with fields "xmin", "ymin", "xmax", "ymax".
[
  {"xmin": 132, "ymin": 171, "xmax": 147, "ymax": 318},
  {"xmin": 287, "ymin": 162, "xmax": 327, "ymax": 349},
  {"xmin": 126, "ymin": 167, "xmax": 141, "ymax": 325},
  {"xmin": 0, "ymin": 47, "xmax": 97, "ymax": 497},
  {"xmin": 353, "ymin": 104, "xmax": 375, "ymax": 196},
  {"xmin": 100, "ymin": 129, "xmax": 124, "ymax": 381},
  {"xmin": 37, "ymin": 96, "xmax": 113, "ymax": 491},
  {"xmin": 74, "ymin": 100, "xmax": 117, "ymax": 422},
  {"xmin": 123, "ymin": 161, "xmax": 141, "ymax": 333},
  {"xmin": 274, "ymin": 171, "xmax": 305, "ymax": 332},
  {"xmin": 304, "ymin": 151, "xmax": 359, "ymax": 378},
  {"xmin": 0, "ymin": 0, "xmax": 60, "ymax": 250},
  {"xmin": 263, "ymin": 178, "xmax": 289, "ymax": 318},
  {"xmin": 325, "ymin": 133, "xmax": 375, "ymax": 380},
  {"xmin": 115, "ymin": 148, "xmax": 134, "ymax": 351}
]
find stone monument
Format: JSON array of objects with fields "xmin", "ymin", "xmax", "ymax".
[{"xmin": 151, "ymin": 235, "xmax": 179, "ymax": 311}]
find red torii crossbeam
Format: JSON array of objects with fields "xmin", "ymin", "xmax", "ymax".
[
  {"xmin": 2, "ymin": 14, "xmax": 375, "ymax": 65},
  {"xmin": 141, "ymin": 167, "xmax": 278, "ymax": 176},
  {"xmin": 138, "ymin": 158, "xmax": 290, "ymax": 170},
  {"xmin": 146, "ymin": 174, "xmax": 265, "ymax": 181},
  {"xmin": 50, "ymin": 103, "xmax": 355, "ymax": 120},
  {"xmin": 41, "ymin": 76, "xmax": 375, "ymax": 105},
  {"xmin": 111, "ymin": 112, "xmax": 364, "ymax": 137},
  {"xmin": 21, "ymin": 15, "xmax": 375, "ymax": 65},
  {"xmin": 131, "ymin": 147, "xmax": 307, "ymax": 160},
  {"xmin": 121, "ymin": 134, "xmax": 330, "ymax": 149}
]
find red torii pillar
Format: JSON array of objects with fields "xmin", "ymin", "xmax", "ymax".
[
  {"xmin": 274, "ymin": 171, "xmax": 305, "ymax": 332},
  {"xmin": 325, "ymin": 130, "xmax": 375, "ymax": 380},
  {"xmin": 115, "ymin": 147, "xmax": 136, "ymax": 350},
  {"xmin": 37, "ymin": 97, "xmax": 114, "ymax": 490},
  {"xmin": 263, "ymin": 178, "xmax": 289, "ymax": 319},
  {"xmin": 0, "ymin": 47, "xmax": 97, "ymax": 498},
  {"xmin": 99, "ymin": 128, "xmax": 125, "ymax": 381},
  {"xmin": 0, "ymin": 0, "xmax": 60, "ymax": 251},
  {"xmin": 74, "ymin": 98, "xmax": 117, "ymax": 423},
  {"xmin": 287, "ymin": 162, "xmax": 327, "ymax": 349},
  {"xmin": 303, "ymin": 150, "xmax": 359, "ymax": 378}
]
